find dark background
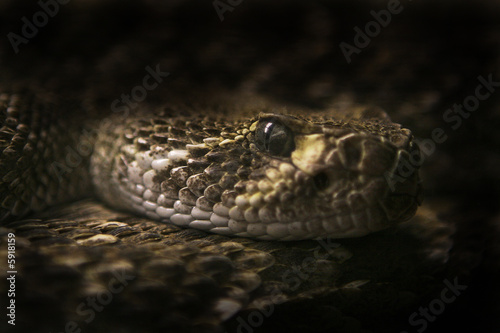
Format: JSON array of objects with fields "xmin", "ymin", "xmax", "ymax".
[{"xmin": 0, "ymin": 0, "xmax": 499, "ymax": 332}]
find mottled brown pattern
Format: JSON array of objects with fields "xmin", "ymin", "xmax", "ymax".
[{"xmin": 0, "ymin": 0, "xmax": 499, "ymax": 332}]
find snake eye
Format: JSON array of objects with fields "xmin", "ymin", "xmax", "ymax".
[{"xmin": 255, "ymin": 118, "xmax": 295, "ymax": 157}]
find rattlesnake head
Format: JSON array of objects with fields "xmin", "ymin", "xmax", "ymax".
[{"xmin": 90, "ymin": 105, "xmax": 422, "ymax": 240}]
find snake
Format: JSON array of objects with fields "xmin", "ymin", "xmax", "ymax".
[
  {"xmin": 1, "ymin": 1, "xmax": 496, "ymax": 332},
  {"xmin": 1, "ymin": 94, "xmax": 421, "ymax": 239},
  {"xmin": 0, "ymin": 90, "xmax": 429, "ymax": 332}
]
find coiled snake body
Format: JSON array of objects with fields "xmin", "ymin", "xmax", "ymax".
[
  {"xmin": 1, "ymin": 1, "xmax": 493, "ymax": 332},
  {"xmin": 0, "ymin": 92, "xmax": 426, "ymax": 332}
]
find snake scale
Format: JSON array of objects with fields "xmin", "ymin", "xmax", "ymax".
[{"xmin": 1, "ymin": 1, "xmax": 499, "ymax": 332}]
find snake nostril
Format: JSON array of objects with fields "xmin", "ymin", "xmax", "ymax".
[{"xmin": 313, "ymin": 172, "xmax": 330, "ymax": 191}]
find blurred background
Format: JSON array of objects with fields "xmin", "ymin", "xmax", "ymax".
[{"xmin": 0, "ymin": 0, "xmax": 499, "ymax": 332}]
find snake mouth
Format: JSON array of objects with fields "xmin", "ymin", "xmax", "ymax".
[
  {"xmin": 275, "ymin": 209, "xmax": 381, "ymax": 240},
  {"xmin": 291, "ymin": 168, "xmax": 423, "ymax": 240},
  {"xmin": 296, "ymin": 197, "xmax": 420, "ymax": 240}
]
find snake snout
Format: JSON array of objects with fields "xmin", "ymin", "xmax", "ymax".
[
  {"xmin": 288, "ymin": 126, "xmax": 422, "ymax": 238},
  {"xmin": 374, "ymin": 138, "xmax": 423, "ymax": 224}
]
